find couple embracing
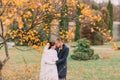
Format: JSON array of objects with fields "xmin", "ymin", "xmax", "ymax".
[{"xmin": 40, "ymin": 38, "xmax": 69, "ymax": 80}]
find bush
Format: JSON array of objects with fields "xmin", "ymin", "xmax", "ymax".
[{"xmin": 71, "ymin": 39, "xmax": 99, "ymax": 60}]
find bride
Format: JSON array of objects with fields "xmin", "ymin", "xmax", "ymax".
[{"xmin": 40, "ymin": 42, "xmax": 59, "ymax": 80}]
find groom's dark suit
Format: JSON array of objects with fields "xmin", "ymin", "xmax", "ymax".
[{"xmin": 56, "ymin": 44, "xmax": 69, "ymax": 79}]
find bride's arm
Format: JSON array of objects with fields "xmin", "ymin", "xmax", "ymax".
[
  {"xmin": 45, "ymin": 60, "xmax": 55, "ymax": 65},
  {"xmin": 43, "ymin": 43, "xmax": 49, "ymax": 51},
  {"xmin": 53, "ymin": 51, "xmax": 58, "ymax": 61},
  {"xmin": 43, "ymin": 52, "xmax": 56, "ymax": 65}
]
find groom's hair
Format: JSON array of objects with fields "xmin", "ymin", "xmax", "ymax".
[{"xmin": 56, "ymin": 38, "xmax": 62, "ymax": 42}]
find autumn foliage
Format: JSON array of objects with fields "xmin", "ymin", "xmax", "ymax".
[
  {"xmin": 0, "ymin": 0, "xmax": 119, "ymax": 80},
  {"xmin": 0, "ymin": 0, "xmax": 118, "ymax": 58}
]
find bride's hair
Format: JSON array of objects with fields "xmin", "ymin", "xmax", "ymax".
[{"xmin": 48, "ymin": 42, "xmax": 55, "ymax": 49}]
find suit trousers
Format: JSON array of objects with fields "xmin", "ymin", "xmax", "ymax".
[{"xmin": 59, "ymin": 78, "xmax": 66, "ymax": 80}]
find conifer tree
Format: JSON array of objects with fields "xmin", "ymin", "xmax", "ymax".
[
  {"xmin": 59, "ymin": 1, "xmax": 69, "ymax": 41},
  {"xmin": 107, "ymin": 0, "xmax": 113, "ymax": 36},
  {"xmin": 75, "ymin": 4, "xmax": 81, "ymax": 41}
]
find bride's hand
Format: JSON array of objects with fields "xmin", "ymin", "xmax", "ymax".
[
  {"xmin": 45, "ymin": 62, "xmax": 56, "ymax": 65},
  {"xmin": 52, "ymin": 61, "xmax": 56, "ymax": 65},
  {"xmin": 46, "ymin": 43, "xmax": 50, "ymax": 47},
  {"xmin": 52, "ymin": 62, "xmax": 56, "ymax": 64}
]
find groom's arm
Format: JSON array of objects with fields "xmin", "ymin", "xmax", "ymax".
[
  {"xmin": 56, "ymin": 47, "xmax": 69, "ymax": 65},
  {"xmin": 55, "ymin": 47, "xmax": 59, "ymax": 53}
]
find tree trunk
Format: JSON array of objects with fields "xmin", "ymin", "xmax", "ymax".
[
  {"xmin": 0, "ymin": 42, "xmax": 9, "ymax": 80},
  {"xmin": 0, "ymin": 62, "xmax": 3, "ymax": 80},
  {"xmin": 0, "ymin": 70, "xmax": 2, "ymax": 80}
]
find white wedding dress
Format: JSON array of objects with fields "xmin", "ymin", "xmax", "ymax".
[{"xmin": 40, "ymin": 46, "xmax": 59, "ymax": 80}]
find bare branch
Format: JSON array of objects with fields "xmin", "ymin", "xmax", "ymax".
[
  {"xmin": 0, "ymin": 44, "xmax": 3, "ymax": 49},
  {"xmin": 0, "ymin": 0, "xmax": 10, "ymax": 16},
  {"xmin": 0, "ymin": 20, "xmax": 4, "ymax": 37},
  {"xmin": 2, "ymin": 56, "xmax": 9, "ymax": 65},
  {"xmin": 0, "ymin": 38, "xmax": 12, "ymax": 45},
  {"xmin": 0, "ymin": 34, "xmax": 3, "ymax": 39},
  {"xmin": 26, "ymin": 8, "xmax": 39, "ymax": 31}
]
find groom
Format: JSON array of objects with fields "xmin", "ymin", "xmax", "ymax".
[{"xmin": 55, "ymin": 38, "xmax": 69, "ymax": 80}]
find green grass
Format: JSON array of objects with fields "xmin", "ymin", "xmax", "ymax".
[{"xmin": 0, "ymin": 42, "xmax": 120, "ymax": 80}]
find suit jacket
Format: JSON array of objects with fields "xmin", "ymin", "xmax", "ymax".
[{"xmin": 56, "ymin": 44, "xmax": 69, "ymax": 79}]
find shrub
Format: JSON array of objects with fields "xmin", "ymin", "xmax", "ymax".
[
  {"xmin": 92, "ymin": 3, "xmax": 99, "ymax": 10},
  {"xmin": 71, "ymin": 39, "xmax": 99, "ymax": 60}
]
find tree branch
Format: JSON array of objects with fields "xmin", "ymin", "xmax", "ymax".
[
  {"xmin": 0, "ymin": 0, "xmax": 2, "ymax": 6},
  {"xmin": 0, "ymin": 38, "xmax": 12, "ymax": 45},
  {"xmin": 26, "ymin": 8, "xmax": 38, "ymax": 32},
  {"xmin": 0, "ymin": 45, "xmax": 3, "ymax": 49},
  {"xmin": 0, "ymin": 0, "xmax": 10, "ymax": 16},
  {"xmin": 0, "ymin": 20, "xmax": 3, "ymax": 37}
]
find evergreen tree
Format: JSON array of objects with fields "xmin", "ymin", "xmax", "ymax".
[
  {"xmin": 92, "ymin": 3, "xmax": 99, "ymax": 10},
  {"xmin": 71, "ymin": 39, "xmax": 99, "ymax": 60},
  {"xmin": 59, "ymin": 3, "xmax": 69, "ymax": 41},
  {"xmin": 75, "ymin": 4, "xmax": 81, "ymax": 41},
  {"xmin": 107, "ymin": 0, "xmax": 113, "ymax": 36}
]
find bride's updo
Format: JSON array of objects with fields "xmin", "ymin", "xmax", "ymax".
[{"xmin": 48, "ymin": 42, "xmax": 55, "ymax": 49}]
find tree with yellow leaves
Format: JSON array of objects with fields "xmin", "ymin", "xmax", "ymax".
[
  {"xmin": 0, "ymin": 0, "xmax": 119, "ymax": 79},
  {"xmin": 78, "ymin": 3, "xmax": 103, "ymax": 45},
  {"xmin": 0, "ymin": 0, "xmax": 73, "ymax": 79},
  {"xmin": 0, "ymin": 0, "xmax": 60, "ymax": 79}
]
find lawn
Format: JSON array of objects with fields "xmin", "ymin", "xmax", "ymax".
[{"xmin": 0, "ymin": 42, "xmax": 120, "ymax": 80}]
